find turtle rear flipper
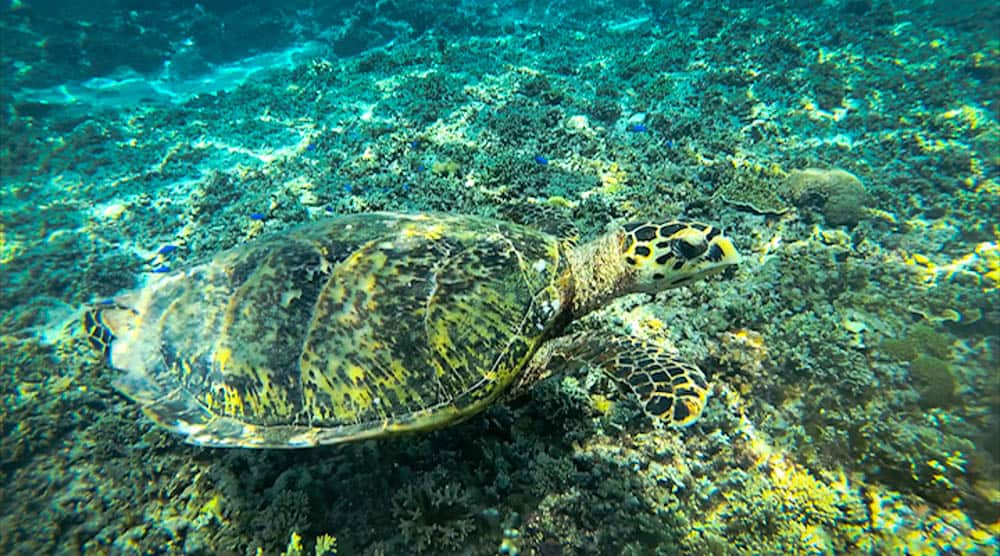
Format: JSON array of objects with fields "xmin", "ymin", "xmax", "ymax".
[{"xmin": 551, "ymin": 333, "xmax": 710, "ymax": 427}]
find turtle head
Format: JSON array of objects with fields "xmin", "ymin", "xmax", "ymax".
[
  {"xmin": 82, "ymin": 300, "xmax": 138, "ymax": 361},
  {"xmin": 620, "ymin": 221, "xmax": 740, "ymax": 293}
]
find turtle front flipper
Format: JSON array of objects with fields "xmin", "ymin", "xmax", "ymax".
[
  {"xmin": 549, "ymin": 333, "xmax": 710, "ymax": 427},
  {"xmin": 83, "ymin": 307, "xmax": 115, "ymax": 357},
  {"xmin": 82, "ymin": 300, "xmax": 139, "ymax": 360}
]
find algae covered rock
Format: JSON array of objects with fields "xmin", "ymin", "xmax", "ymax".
[{"xmin": 785, "ymin": 168, "xmax": 868, "ymax": 226}]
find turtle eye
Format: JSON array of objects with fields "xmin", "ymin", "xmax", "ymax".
[{"xmin": 671, "ymin": 238, "xmax": 708, "ymax": 260}]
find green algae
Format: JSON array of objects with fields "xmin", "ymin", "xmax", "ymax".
[
  {"xmin": 878, "ymin": 337, "xmax": 921, "ymax": 362},
  {"xmin": 910, "ymin": 356, "xmax": 959, "ymax": 408},
  {"xmin": 879, "ymin": 324, "xmax": 953, "ymax": 363},
  {"xmin": 878, "ymin": 324, "xmax": 958, "ymax": 407},
  {"xmin": 909, "ymin": 324, "xmax": 955, "ymax": 360}
]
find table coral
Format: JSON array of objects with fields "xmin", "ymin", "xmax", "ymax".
[{"xmin": 713, "ymin": 158, "xmax": 790, "ymax": 214}]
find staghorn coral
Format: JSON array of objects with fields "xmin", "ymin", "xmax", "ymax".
[
  {"xmin": 251, "ymin": 489, "xmax": 313, "ymax": 551},
  {"xmin": 391, "ymin": 470, "xmax": 480, "ymax": 554}
]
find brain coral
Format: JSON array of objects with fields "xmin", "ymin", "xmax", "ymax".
[{"xmin": 784, "ymin": 168, "xmax": 868, "ymax": 226}]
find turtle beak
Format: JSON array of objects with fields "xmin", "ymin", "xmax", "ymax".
[{"xmin": 707, "ymin": 235, "xmax": 740, "ymax": 267}]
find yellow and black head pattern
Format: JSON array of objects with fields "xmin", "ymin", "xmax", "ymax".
[{"xmin": 620, "ymin": 221, "xmax": 739, "ymax": 293}]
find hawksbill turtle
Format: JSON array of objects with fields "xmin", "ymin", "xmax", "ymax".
[{"xmin": 84, "ymin": 211, "xmax": 739, "ymax": 448}]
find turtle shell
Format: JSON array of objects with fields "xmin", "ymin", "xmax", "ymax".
[{"xmin": 106, "ymin": 212, "xmax": 569, "ymax": 447}]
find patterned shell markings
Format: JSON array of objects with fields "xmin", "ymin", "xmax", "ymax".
[{"xmin": 124, "ymin": 213, "xmax": 567, "ymax": 439}]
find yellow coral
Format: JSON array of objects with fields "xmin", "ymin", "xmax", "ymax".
[
  {"xmin": 199, "ymin": 495, "xmax": 223, "ymax": 521},
  {"xmin": 715, "ymin": 328, "xmax": 768, "ymax": 376},
  {"xmin": 598, "ymin": 161, "xmax": 627, "ymax": 193},
  {"xmin": 903, "ymin": 240, "xmax": 999, "ymax": 291},
  {"xmin": 590, "ymin": 393, "xmax": 614, "ymax": 415},
  {"xmin": 976, "ymin": 241, "xmax": 1000, "ymax": 287},
  {"xmin": 798, "ymin": 524, "xmax": 834, "ymax": 555},
  {"xmin": 768, "ymin": 460, "xmax": 843, "ymax": 524},
  {"xmin": 715, "ymin": 157, "xmax": 790, "ymax": 213},
  {"xmin": 282, "ymin": 532, "xmax": 303, "ymax": 556},
  {"xmin": 246, "ymin": 219, "xmax": 265, "ymax": 240},
  {"xmin": 692, "ymin": 385, "xmax": 996, "ymax": 554},
  {"xmin": 863, "ymin": 483, "xmax": 998, "ymax": 555},
  {"xmin": 431, "ymin": 159, "xmax": 461, "ymax": 177},
  {"xmin": 0, "ymin": 223, "xmax": 23, "ymax": 265},
  {"xmin": 939, "ymin": 104, "xmax": 985, "ymax": 131},
  {"xmin": 315, "ymin": 534, "xmax": 338, "ymax": 555}
]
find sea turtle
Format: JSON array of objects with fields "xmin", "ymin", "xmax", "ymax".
[{"xmin": 84, "ymin": 211, "xmax": 739, "ymax": 448}]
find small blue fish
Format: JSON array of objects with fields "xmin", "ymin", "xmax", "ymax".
[
  {"xmin": 306, "ymin": 143, "xmax": 317, "ymax": 152},
  {"xmin": 152, "ymin": 265, "xmax": 170, "ymax": 273},
  {"xmin": 627, "ymin": 123, "xmax": 648, "ymax": 133},
  {"xmin": 158, "ymin": 244, "xmax": 177, "ymax": 255},
  {"xmin": 416, "ymin": 164, "xmax": 426, "ymax": 172},
  {"xmin": 343, "ymin": 183, "xmax": 353, "ymax": 194},
  {"xmin": 534, "ymin": 155, "xmax": 548, "ymax": 165},
  {"xmin": 249, "ymin": 212, "xmax": 265, "ymax": 221},
  {"xmin": 325, "ymin": 206, "xmax": 335, "ymax": 213}
]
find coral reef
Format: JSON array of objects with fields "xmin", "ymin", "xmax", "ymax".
[{"xmin": 0, "ymin": 1, "xmax": 997, "ymax": 554}]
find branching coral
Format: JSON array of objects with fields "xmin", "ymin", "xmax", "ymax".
[
  {"xmin": 391, "ymin": 471, "xmax": 479, "ymax": 553},
  {"xmin": 250, "ymin": 489, "xmax": 313, "ymax": 552}
]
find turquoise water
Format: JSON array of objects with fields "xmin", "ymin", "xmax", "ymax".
[{"xmin": 1, "ymin": 1, "xmax": 997, "ymax": 554}]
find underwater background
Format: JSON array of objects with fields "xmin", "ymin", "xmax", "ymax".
[{"xmin": 1, "ymin": 0, "xmax": 998, "ymax": 554}]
